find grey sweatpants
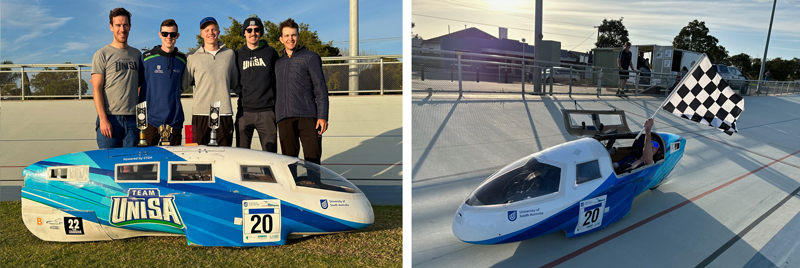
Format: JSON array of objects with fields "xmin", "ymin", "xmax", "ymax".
[{"xmin": 235, "ymin": 110, "xmax": 278, "ymax": 152}]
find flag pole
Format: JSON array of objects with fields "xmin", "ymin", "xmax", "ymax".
[{"xmin": 634, "ymin": 54, "xmax": 709, "ymax": 140}]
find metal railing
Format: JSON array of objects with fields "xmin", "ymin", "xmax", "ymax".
[
  {"xmin": 412, "ymin": 48, "xmax": 798, "ymax": 97},
  {"xmin": 0, "ymin": 55, "xmax": 402, "ymax": 100}
]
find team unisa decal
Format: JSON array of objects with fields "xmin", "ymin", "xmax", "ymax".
[
  {"xmin": 109, "ymin": 188, "xmax": 183, "ymax": 228},
  {"xmin": 320, "ymin": 199, "xmax": 328, "ymax": 209}
]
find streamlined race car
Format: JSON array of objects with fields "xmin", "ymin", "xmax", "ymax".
[
  {"xmin": 21, "ymin": 146, "xmax": 374, "ymax": 246},
  {"xmin": 453, "ymin": 109, "xmax": 685, "ymax": 244}
]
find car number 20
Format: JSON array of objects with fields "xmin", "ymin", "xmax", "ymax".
[
  {"xmin": 242, "ymin": 200, "xmax": 282, "ymax": 243},
  {"xmin": 574, "ymin": 195, "xmax": 607, "ymax": 234},
  {"xmin": 249, "ymin": 214, "xmax": 273, "ymax": 234}
]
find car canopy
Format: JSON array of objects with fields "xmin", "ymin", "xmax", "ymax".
[{"xmin": 561, "ymin": 109, "xmax": 631, "ymax": 137}]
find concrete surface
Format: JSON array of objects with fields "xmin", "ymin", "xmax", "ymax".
[
  {"xmin": 1, "ymin": 95, "xmax": 402, "ymax": 204},
  {"xmin": 412, "ymin": 92, "xmax": 800, "ymax": 267}
]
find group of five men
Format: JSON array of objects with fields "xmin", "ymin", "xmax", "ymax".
[{"xmin": 91, "ymin": 8, "xmax": 328, "ymax": 164}]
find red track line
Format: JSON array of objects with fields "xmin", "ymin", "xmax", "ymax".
[{"xmin": 540, "ymin": 149, "xmax": 800, "ymax": 268}]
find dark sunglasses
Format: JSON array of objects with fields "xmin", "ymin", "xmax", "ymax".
[
  {"xmin": 160, "ymin": 32, "xmax": 178, "ymax": 38},
  {"xmin": 245, "ymin": 28, "xmax": 261, "ymax": 34}
]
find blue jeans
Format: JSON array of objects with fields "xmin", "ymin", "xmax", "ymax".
[{"xmin": 96, "ymin": 115, "xmax": 137, "ymax": 149}]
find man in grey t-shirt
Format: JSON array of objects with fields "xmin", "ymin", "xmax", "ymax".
[{"xmin": 91, "ymin": 7, "xmax": 143, "ymax": 148}]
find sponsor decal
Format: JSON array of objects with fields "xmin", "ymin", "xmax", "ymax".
[
  {"xmin": 121, "ymin": 156, "xmax": 153, "ymax": 161},
  {"xmin": 49, "ymin": 226, "xmax": 59, "ymax": 230},
  {"xmin": 322, "ymin": 199, "xmax": 349, "ymax": 209},
  {"xmin": 508, "ymin": 210, "xmax": 517, "ymax": 221},
  {"xmin": 46, "ymin": 218, "xmax": 63, "ymax": 226},
  {"xmin": 64, "ymin": 217, "xmax": 84, "ymax": 235},
  {"xmin": 517, "ymin": 208, "xmax": 544, "ymax": 219},
  {"xmin": 109, "ymin": 188, "xmax": 183, "ymax": 228},
  {"xmin": 320, "ymin": 199, "xmax": 328, "ymax": 209}
]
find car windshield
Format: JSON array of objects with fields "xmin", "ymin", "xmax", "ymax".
[
  {"xmin": 287, "ymin": 160, "xmax": 362, "ymax": 193},
  {"xmin": 717, "ymin": 65, "xmax": 729, "ymax": 74},
  {"xmin": 465, "ymin": 157, "xmax": 561, "ymax": 206}
]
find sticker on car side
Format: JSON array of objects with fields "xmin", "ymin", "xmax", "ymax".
[
  {"xmin": 575, "ymin": 195, "xmax": 607, "ymax": 234},
  {"xmin": 242, "ymin": 199, "xmax": 281, "ymax": 243}
]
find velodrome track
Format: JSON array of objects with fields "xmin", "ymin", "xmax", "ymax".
[{"xmin": 412, "ymin": 92, "xmax": 800, "ymax": 267}]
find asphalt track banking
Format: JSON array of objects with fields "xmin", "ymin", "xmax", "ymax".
[{"xmin": 412, "ymin": 92, "xmax": 800, "ymax": 267}]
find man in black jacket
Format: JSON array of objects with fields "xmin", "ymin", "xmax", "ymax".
[
  {"xmin": 235, "ymin": 15, "xmax": 279, "ymax": 152},
  {"xmin": 275, "ymin": 18, "xmax": 329, "ymax": 165}
]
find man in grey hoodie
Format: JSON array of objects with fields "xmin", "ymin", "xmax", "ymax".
[{"xmin": 182, "ymin": 17, "xmax": 238, "ymax": 146}]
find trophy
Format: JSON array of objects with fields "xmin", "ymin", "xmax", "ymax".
[
  {"xmin": 158, "ymin": 125, "xmax": 173, "ymax": 146},
  {"xmin": 208, "ymin": 101, "xmax": 221, "ymax": 146},
  {"xmin": 135, "ymin": 102, "xmax": 148, "ymax": 146}
]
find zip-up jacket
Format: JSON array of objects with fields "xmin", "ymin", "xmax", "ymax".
[
  {"xmin": 275, "ymin": 45, "xmax": 329, "ymax": 122},
  {"xmin": 140, "ymin": 45, "xmax": 186, "ymax": 128},
  {"xmin": 235, "ymin": 40, "xmax": 279, "ymax": 112},
  {"xmin": 182, "ymin": 41, "xmax": 238, "ymax": 116}
]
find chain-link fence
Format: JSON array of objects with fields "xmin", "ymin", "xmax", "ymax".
[
  {"xmin": 412, "ymin": 48, "xmax": 799, "ymax": 97},
  {"xmin": 0, "ymin": 55, "xmax": 402, "ymax": 100}
]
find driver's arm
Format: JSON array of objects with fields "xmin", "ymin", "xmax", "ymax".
[{"xmin": 642, "ymin": 119, "xmax": 655, "ymax": 165}]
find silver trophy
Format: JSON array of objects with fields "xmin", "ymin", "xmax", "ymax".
[
  {"xmin": 135, "ymin": 102, "xmax": 148, "ymax": 146},
  {"xmin": 158, "ymin": 125, "xmax": 172, "ymax": 146},
  {"xmin": 208, "ymin": 101, "xmax": 221, "ymax": 146}
]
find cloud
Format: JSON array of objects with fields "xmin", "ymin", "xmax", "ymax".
[
  {"xmin": 0, "ymin": 2, "xmax": 73, "ymax": 51},
  {"xmin": 60, "ymin": 42, "xmax": 90, "ymax": 53}
]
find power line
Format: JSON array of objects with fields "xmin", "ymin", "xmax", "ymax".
[
  {"xmin": 413, "ymin": 13, "xmax": 594, "ymax": 39},
  {"xmin": 330, "ymin": 37, "xmax": 402, "ymax": 44},
  {"xmin": 571, "ymin": 30, "xmax": 597, "ymax": 51}
]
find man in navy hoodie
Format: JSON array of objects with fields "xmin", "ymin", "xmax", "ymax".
[
  {"xmin": 234, "ymin": 15, "xmax": 279, "ymax": 152},
  {"xmin": 275, "ymin": 18, "xmax": 329, "ymax": 165},
  {"xmin": 140, "ymin": 19, "xmax": 186, "ymax": 145}
]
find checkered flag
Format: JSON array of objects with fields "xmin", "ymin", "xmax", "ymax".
[{"xmin": 662, "ymin": 56, "xmax": 744, "ymax": 135}]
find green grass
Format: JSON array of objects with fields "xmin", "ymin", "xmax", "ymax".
[{"xmin": 0, "ymin": 201, "xmax": 401, "ymax": 267}]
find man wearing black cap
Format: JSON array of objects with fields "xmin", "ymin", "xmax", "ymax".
[
  {"xmin": 182, "ymin": 17, "xmax": 238, "ymax": 146},
  {"xmin": 276, "ymin": 18, "xmax": 329, "ymax": 165},
  {"xmin": 234, "ymin": 15, "xmax": 279, "ymax": 152}
]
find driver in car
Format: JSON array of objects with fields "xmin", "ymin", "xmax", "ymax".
[{"xmin": 614, "ymin": 119, "xmax": 660, "ymax": 173}]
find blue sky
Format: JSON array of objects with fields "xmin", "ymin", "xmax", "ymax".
[
  {"xmin": 0, "ymin": 0, "xmax": 402, "ymax": 64},
  {"xmin": 413, "ymin": 0, "xmax": 800, "ymax": 61}
]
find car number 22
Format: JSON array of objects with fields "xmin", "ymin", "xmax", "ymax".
[{"xmin": 574, "ymin": 195, "xmax": 607, "ymax": 234}]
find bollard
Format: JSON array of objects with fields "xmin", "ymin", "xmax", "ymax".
[
  {"xmin": 476, "ymin": 67, "xmax": 480, "ymax": 83},
  {"xmin": 505, "ymin": 69, "xmax": 509, "ymax": 83},
  {"xmin": 421, "ymin": 64, "xmax": 425, "ymax": 81}
]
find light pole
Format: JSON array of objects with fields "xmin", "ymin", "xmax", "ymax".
[
  {"xmin": 757, "ymin": 0, "xmax": 777, "ymax": 93},
  {"xmin": 522, "ymin": 38, "xmax": 527, "ymax": 85}
]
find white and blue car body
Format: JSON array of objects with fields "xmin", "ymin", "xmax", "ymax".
[
  {"xmin": 21, "ymin": 146, "xmax": 374, "ymax": 246},
  {"xmin": 453, "ymin": 109, "xmax": 686, "ymax": 244}
]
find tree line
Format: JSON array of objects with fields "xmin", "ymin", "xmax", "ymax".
[
  {"xmin": 1, "ymin": 16, "xmax": 400, "ymax": 97},
  {"xmin": 596, "ymin": 18, "xmax": 800, "ymax": 81}
]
